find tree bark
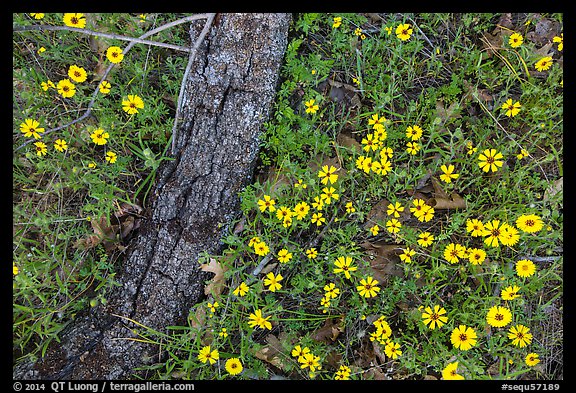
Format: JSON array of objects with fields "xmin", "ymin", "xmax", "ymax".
[{"xmin": 14, "ymin": 12, "xmax": 291, "ymax": 380}]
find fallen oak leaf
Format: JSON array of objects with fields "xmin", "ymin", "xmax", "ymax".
[
  {"xmin": 312, "ymin": 316, "xmax": 345, "ymax": 343},
  {"xmin": 336, "ymin": 129, "xmax": 362, "ymax": 153},
  {"xmin": 361, "ymin": 241, "xmax": 405, "ymax": 284},
  {"xmin": 254, "ymin": 334, "xmax": 289, "ymax": 371},
  {"xmin": 543, "ymin": 177, "xmax": 563, "ymax": 204},
  {"xmin": 363, "ymin": 198, "xmax": 390, "ymax": 231},
  {"xmin": 199, "ymin": 257, "xmax": 229, "ymax": 296},
  {"xmin": 431, "ymin": 176, "xmax": 450, "ymax": 200},
  {"xmin": 372, "ymin": 340, "xmax": 387, "ymax": 364},
  {"xmin": 72, "ymin": 215, "xmax": 120, "ymax": 251},
  {"xmin": 429, "ymin": 193, "xmax": 467, "ymax": 210}
]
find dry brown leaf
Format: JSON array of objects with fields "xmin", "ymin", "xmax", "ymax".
[
  {"xmin": 353, "ymin": 336, "xmax": 376, "ymax": 368},
  {"xmin": 308, "ymin": 154, "xmax": 347, "ymax": 180},
  {"xmin": 73, "ymin": 216, "xmax": 120, "ymax": 251},
  {"xmin": 114, "ymin": 201, "xmax": 143, "ymax": 218},
  {"xmin": 253, "ymin": 334, "xmax": 289, "ymax": 371},
  {"xmin": 363, "ymin": 198, "xmax": 390, "ymax": 230},
  {"xmin": 199, "ymin": 258, "xmax": 229, "ymax": 296},
  {"xmin": 189, "ymin": 306, "xmax": 207, "ymax": 330},
  {"xmin": 336, "ymin": 130, "xmax": 362, "ymax": 153},
  {"xmin": 535, "ymin": 41, "xmax": 554, "ymax": 57},
  {"xmin": 324, "ymin": 350, "xmax": 343, "ymax": 370},
  {"xmin": 544, "ymin": 177, "xmax": 563, "ymax": 203},
  {"xmin": 436, "ymin": 100, "xmax": 462, "ymax": 123},
  {"xmin": 312, "ymin": 316, "xmax": 344, "ymax": 343},
  {"xmin": 429, "ymin": 193, "xmax": 467, "ymax": 210},
  {"xmin": 256, "ymin": 166, "xmax": 291, "ymax": 196},
  {"xmin": 492, "ymin": 13, "xmax": 514, "ymax": 35},
  {"xmin": 232, "ymin": 217, "xmax": 246, "ymax": 235},
  {"xmin": 363, "ymin": 367, "xmax": 388, "ymax": 380},
  {"xmin": 259, "ymin": 262, "xmax": 278, "ymax": 276},
  {"xmin": 372, "ymin": 341, "xmax": 387, "ymax": 364},
  {"xmin": 318, "ymin": 78, "xmax": 361, "ymax": 107},
  {"xmin": 480, "ymin": 31, "xmax": 503, "ymax": 58},
  {"xmin": 120, "ymin": 216, "xmax": 135, "ymax": 239},
  {"xmin": 361, "ymin": 241, "xmax": 405, "ymax": 284},
  {"xmin": 431, "ymin": 176, "xmax": 450, "ymax": 200},
  {"xmin": 462, "ymin": 79, "xmax": 493, "ymax": 103}
]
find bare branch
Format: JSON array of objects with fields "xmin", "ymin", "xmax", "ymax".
[
  {"xmin": 171, "ymin": 13, "xmax": 216, "ymax": 155},
  {"xmin": 13, "ymin": 24, "xmax": 192, "ymax": 53}
]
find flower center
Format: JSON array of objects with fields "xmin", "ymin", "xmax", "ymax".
[
  {"xmin": 495, "ymin": 313, "xmax": 504, "ymax": 321},
  {"xmin": 459, "ymin": 333, "xmax": 468, "ymax": 341},
  {"xmin": 526, "ymin": 220, "xmax": 535, "ymax": 227},
  {"xmin": 71, "ymin": 17, "xmax": 79, "ymax": 24}
]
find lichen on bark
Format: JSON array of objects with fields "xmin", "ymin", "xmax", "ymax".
[{"xmin": 14, "ymin": 12, "xmax": 292, "ymax": 380}]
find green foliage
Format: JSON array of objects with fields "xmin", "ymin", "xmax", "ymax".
[{"xmin": 13, "ymin": 12, "xmax": 563, "ymax": 381}]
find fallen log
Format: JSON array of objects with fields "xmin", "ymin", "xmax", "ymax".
[{"xmin": 14, "ymin": 12, "xmax": 291, "ymax": 380}]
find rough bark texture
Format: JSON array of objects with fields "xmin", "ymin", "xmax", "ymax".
[{"xmin": 14, "ymin": 13, "xmax": 291, "ymax": 380}]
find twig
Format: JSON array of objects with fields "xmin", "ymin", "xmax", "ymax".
[
  {"xmin": 518, "ymin": 255, "xmax": 562, "ymax": 264},
  {"xmin": 15, "ymin": 14, "xmax": 213, "ymax": 152},
  {"xmin": 171, "ymin": 13, "xmax": 216, "ymax": 155},
  {"xmin": 407, "ymin": 17, "xmax": 434, "ymax": 50},
  {"xmin": 251, "ymin": 254, "xmax": 274, "ymax": 277},
  {"xmin": 13, "ymin": 24, "xmax": 192, "ymax": 53}
]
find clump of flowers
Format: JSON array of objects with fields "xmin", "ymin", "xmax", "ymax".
[
  {"xmin": 63, "ymin": 13, "xmax": 86, "ymax": 28},
  {"xmin": 478, "ymin": 148, "xmax": 504, "ymax": 173},
  {"xmin": 292, "ymin": 345, "xmax": 321, "ymax": 378},
  {"xmin": 263, "ymin": 271, "xmax": 283, "ymax": 292},
  {"xmin": 106, "ymin": 46, "xmax": 124, "ymax": 64},
  {"xmin": 332, "ymin": 16, "xmax": 342, "ymax": 29},
  {"xmin": 57, "ymin": 78, "xmax": 76, "ymax": 98},
  {"xmin": 421, "ymin": 305, "xmax": 448, "ymax": 329},
  {"xmin": 450, "ymin": 324, "xmax": 478, "ymax": 350},
  {"xmin": 90, "ymin": 128, "xmax": 109, "ymax": 145},
  {"xmin": 516, "ymin": 259, "xmax": 536, "ymax": 278},
  {"xmin": 334, "ymin": 364, "xmax": 351, "ymax": 380},
  {"xmin": 197, "ymin": 345, "xmax": 219, "ymax": 365},
  {"xmin": 357, "ymin": 276, "xmax": 380, "ymax": 298},
  {"xmin": 395, "ymin": 23, "xmax": 413, "ymax": 41},
  {"xmin": 225, "ymin": 358, "xmax": 243, "ymax": 376},
  {"xmin": 439, "ymin": 164, "xmax": 459, "ymax": 183},
  {"xmin": 508, "ymin": 32, "xmax": 523, "ymax": 48},
  {"xmin": 516, "ymin": 213, "xmax": 544, "ymax": 233},
  {"xmin": 501, "ymin": 98, "xmax": 521, "ymax": 117},
  {"xmin": 442, "ymin": 362, "xmax": 465, "ymax": 380},
  {"xmin": 304, "ymin": 99, "xmax": 319, "ymax": 114},
  {"xmin": 535, "ymin": 56, "xmax": 553, "ymax": 72},
  {"xmin": 20, "ymin": 119, "xmax": 45, "ymax": 139},
  {"xmin": 333, "ymin": 256, "xmax": 357, "ymax": 280},
  {"xmin": 122, "ymin": 94, "xmax": 145, "ymax": 114},
  {"xmin": 486, "ymin": 305, "xmax": 512, "ymax": 328},
  {"xmin": 248, "ymin": 309, "xmax": 272, "ymax": 330},
  {"xmin": 68, "ymin": 65, "xmax": 87, "ymax": 83}
]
